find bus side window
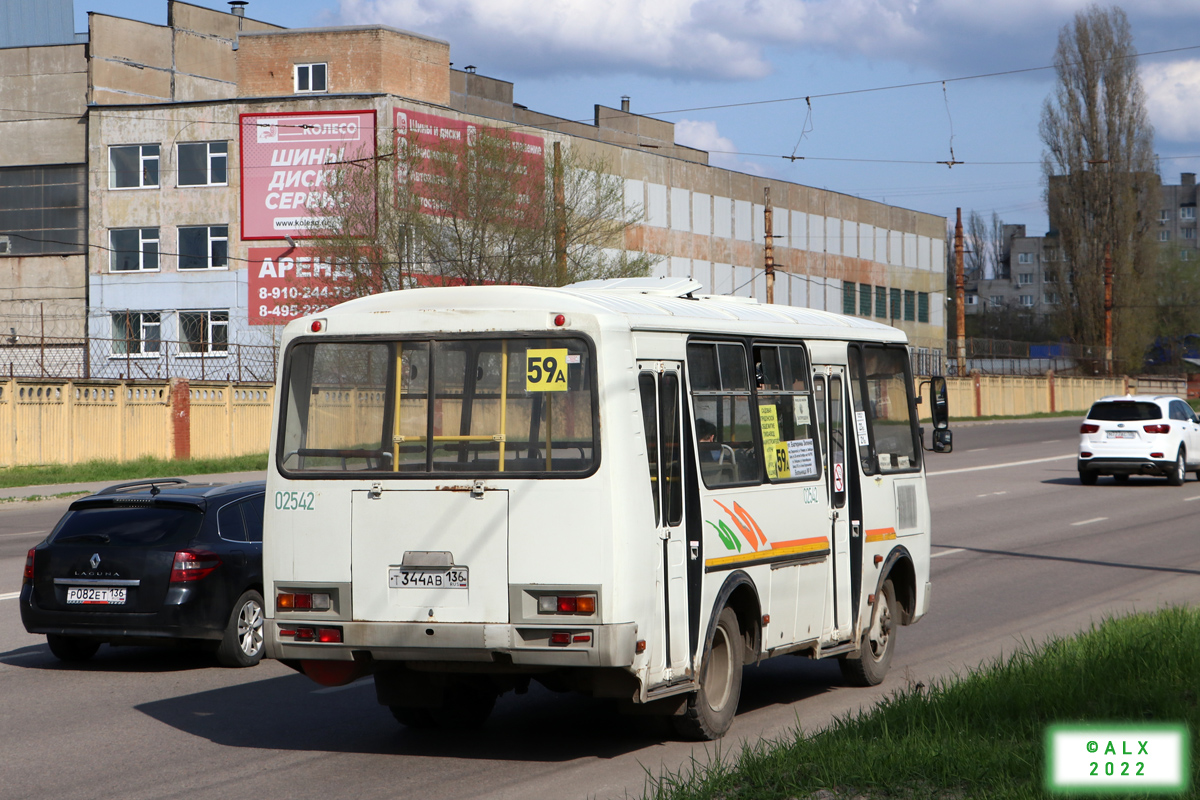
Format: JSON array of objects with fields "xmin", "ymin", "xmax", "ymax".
[
  {"xmin": 753, "ymin": 344, "xmax": 820, "ymax": 482},
  {"xmin": 688, "ymin": 342, "xmax": 760, "ymax": 488}
]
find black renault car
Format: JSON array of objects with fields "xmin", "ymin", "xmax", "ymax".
[{"xmin": 20, "ymin": 478, "xmax": 266, "ymax": 667}]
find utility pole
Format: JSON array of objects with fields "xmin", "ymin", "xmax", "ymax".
[
  {"xmin": 954, "ymin": 208, "xmax": 966, "ymax": 377},
  {"xmin": 1104, "ymin": 241, "xmax": 1113, "ymax": 375},
  {"xmin": 764, "ymin": 187, "xmax": 774, "ymax": 304},
  {"xmin": 552, "ymin": 141, "xmax": 566, "ymax": 286}
]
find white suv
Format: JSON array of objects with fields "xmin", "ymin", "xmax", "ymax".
[{"xmin": 1078, "ymin": 395, "xmax": 1200, "ymax": 485}]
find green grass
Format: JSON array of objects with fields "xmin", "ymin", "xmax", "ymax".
[
  {"xmin": 0, "ymin": 453, "xmax": 268, "ymax": 489},
  {"xmin": 646, "ymin": 608, "xmax": 1200, "ymax": 800}
]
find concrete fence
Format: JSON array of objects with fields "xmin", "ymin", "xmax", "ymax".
[
  {"xmin": 933, "ymin": 373, "xmax": 1187, "ymax": 421},
  {"xmin": 0, "ymin": 378, "xmax": 273, "ymax": 468}
]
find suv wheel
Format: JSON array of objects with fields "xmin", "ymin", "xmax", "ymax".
[
  {"xmin": 1079, "ymin": 470, "xmax": 1098, "ymax": 486},
  {"xmin": 1168, "ymin": 450, "xmax": 1187, "ymax": 487}
]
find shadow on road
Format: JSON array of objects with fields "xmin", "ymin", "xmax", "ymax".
[
  {"xmin": 131, "ymin": 656, "xmax": 845, "ymax": 760},
  {"xmin": 1041, "ymin": 476, "xmax": 1192, "ymax": 487},
  {"xmin": 938, "ymin": 544, "xmax": 1200, "ymax": 576},
  {"xmin": 1, "ymin": 640, "xmax": 222, "ymax": 673}
]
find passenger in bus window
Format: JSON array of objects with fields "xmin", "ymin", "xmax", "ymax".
[{"xmin": 697, "ymin": 419, "xmax": 721, "ymax": 461}]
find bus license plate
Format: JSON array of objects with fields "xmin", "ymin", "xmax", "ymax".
[
  {"xmin": 66, "ymin": 587, "xmax": 127, "ymax": 605},
  {"xmin": 1107, "ymin": 431, "xmax": 1135, "ymax": 439},
  {"xmin": 388, "ymin": 568, "xmax": 469, "ymax": 589}
]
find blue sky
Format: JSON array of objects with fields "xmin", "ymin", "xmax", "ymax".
[{"xmin": 76, "ymin": 0, "xmax": 1200, "ymax": 237}]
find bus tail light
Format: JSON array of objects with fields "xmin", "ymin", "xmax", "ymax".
[
  {"xmin": 170, "ymin": 551, "xmax": 221, "ymax": 582},
  {"xmin": 538, "ymin": 594, "xmax": 596, "ymax": 614},
  {"xmin": 1144, "ymin": 424, "xmax": 1170, "ymax": 434},
  {"xmin": 277, "ymin": 591, "xmax": 332, "ymax": 611},
  {"xmin": 318, "ymin": 627, "xmax": 343, "ymax": 643},
  {"xmin": 550, "ymin": 632, "xmax": 571, "ymax": 645},
  {"xmin": 23, "ymin": 549, "xmax": 34, "ymax": 584}
]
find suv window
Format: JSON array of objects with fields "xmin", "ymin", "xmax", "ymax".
[
  {"xmin": 1088, "ymin": 401, "xmax": 1161, "ymax": 421},
  {"xmin": 1169, "ymin": 400, "xmax": 1193, "ymax": 421}
]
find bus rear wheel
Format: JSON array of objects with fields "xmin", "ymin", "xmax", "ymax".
[
  {"xmin": 673, "ymin": 606, "xmax": 743, "ymax": 741},
  {"xmin": 839, "ymin": 579, "xmax": 896, "ymax": 687}
]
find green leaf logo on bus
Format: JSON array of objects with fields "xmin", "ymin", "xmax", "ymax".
[{"xmin": 707, "ymin": 500, "xmax": 766, "ymax": 553}]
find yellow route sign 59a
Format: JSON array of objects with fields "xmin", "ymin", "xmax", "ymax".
[{"xmin": 526, "ymin": 348, "xmax": 569, "ymax": 392}]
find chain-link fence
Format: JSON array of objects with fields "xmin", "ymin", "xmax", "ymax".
[{"xmin": 0, "ymin": 334, "xmax": 277, "ymax": 382}]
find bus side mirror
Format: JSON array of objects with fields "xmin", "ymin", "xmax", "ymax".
[
  {"xmin": 929, "ymin": 376, "xmax": 950, "ymax": 431},
  {"xmin": 932, "ymin": 428, "xmax": 952, "ymax": 453}
]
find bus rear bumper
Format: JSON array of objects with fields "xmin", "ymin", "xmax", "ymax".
[{"xmin": 267, "ymin": 620, "xmax": 639, "ymax": 669}]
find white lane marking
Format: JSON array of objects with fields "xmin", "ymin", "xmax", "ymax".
[
  {"xmin": 928, "ymin": 454, "xmax": 1075, "ymax": 476},
  {"xmin": 0, "ymin": 591, "xmax": 21, "ymax": 601},
  {"xmin": 1071, "ymin": 517, "xmax": 1108, "ymax": 527},
  {"xmin": 311, "ymin": 676, "xmax": 372, "ymax": 694},
  {"xmin": 975, "ymin": 491, "xmax": 1009, "ymax": 497},
  {"xmin": 0, "ymin": 530, "xmax": 48, "ymax": 538},
  {"xmin": 931, "ymin": 548, "xmax": 965, "ymax": 558},
  {"xmin": 968, "ymin": 448, "xmax": 989, "ymax": 452},
  {"xmin": 1184, "ymin": 496, "xmax": 1200, "ymax": 502}
]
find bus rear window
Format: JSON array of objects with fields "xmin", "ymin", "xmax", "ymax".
[{"xmin": 279, "ymin": 337, "xmax": 597, "ymax": 476}]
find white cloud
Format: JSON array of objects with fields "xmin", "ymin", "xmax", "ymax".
[
  {"xmin": 675, "ymin": 119, "xmax": 768, "ymax": 175},
  {"xmin": 338, "ymin": 0, "xmax": 1200, "ymax": 82},
  {"xmin": 1142, "ymin": 60, "xmax": 1200, "ymax": 142}
]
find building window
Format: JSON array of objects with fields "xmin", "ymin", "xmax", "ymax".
[
  {"xmin": 111, "ymin": 311, "xmax": 161, "ymax": 355},
  {"xmin": 1182, "ymin": 207, "xmax": 1196, "ymax": 221},
  {"xmin": 1018, "ymin": 272, "xmax": 1033, "ymax": 285},
  {"xmin": 965, "ymin": 293, "xmax": 978, "ymax": 306},
  {"xmin": 1020, "ymin": 295, "xmax": 1034, "ymax": 307},
  {"xmin": 859, "ymin": 284, "xmax": 872, "ymax": 316},
  {"xmin": 1182, "ymin": 250, "xmax": 1192, "ymax": 261},
  {"xmin": 109, "ymin": 228, "xmax": 159, "ymax": 271},
  {"xmin": 1183, "ymin": 228, "xmax": 1195, "ymax": 240},
  {"xmin": 0, "ymin": 164, "xmax": 86, "ymax": 256},
  {"xmin": 989, "ymin": 295, "xmax": 1003, "ymax": 307},
  {"xmin": 179, "ymin": 225, "xmax": 228, "ymax": 270},
  {"xmin": 843, "ymin": 282, "xmax": 856, "ymax": 315},
  {"xmin": 903, "ymin": 289, "xmax": 915, "ymax": 321},
  {"xmin": 1160, "ymin": 231, "xmax": 1171, "ymax": 242},
  {"xmin": 294, "ymin": 63, "xmax": 327, "ymax": 93},
  {"xmin": 890, "ymin": 288, "xmax": 902, "ymax": 320},
  {"xmin": 1044, "ymin": 248, "xmax": 1057, "ymax": 262},
  {"xmin": 179, "ymin": 310, "xmax": 229, "ymax": 354},
  {"xmin": 917, "ymin": 292, "xmax": 929, "ymax": 323},
  {"xmin": 1160, "ymin": 210, "xmax": 1172, "ymax": 223},
  {"xmin": 875, "ymin": 286, "xmax": 887, "ymax": 318},
  {"xmin": 1044, "ymin": 269, "xmax": 1058, "ymax": 283},
  {"xmin": 177, "ymin": 142, "xmax": 228, "ymax": 186},
  {"xmin": 1043, "ymin": 292, "xmax": 1059, "ymax": 304},
  {"xmin": 109, "ymin": 144, "xmax": 159, "ymax": 189},
  {"xmin": 1017, "ymin": 252, "xmax": 1033, "ymax": 264}
]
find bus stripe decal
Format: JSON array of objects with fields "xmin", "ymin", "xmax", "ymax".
[
  {"xmin": 705, "ymin": 540, "xmax": 830, "ymax": 571},
  {"xmin": 770, "ymin": 536, "xmax": 827, "ymax": 550},
  {"xmin": 865, "ymin": 527, "xmax": 897, "ymax": 542}
]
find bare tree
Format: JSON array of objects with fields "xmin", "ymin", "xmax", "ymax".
[
  {"xmin": 310, "ymin": 126, "xmax": 656, "ymax": 297},
  {"xmin": 965, "ymin": 210, "xmax": 987, "ymax": 281},
  {"xmin": 1040, "ymin": 4, "xmax": 1158, "ymax": 370}
]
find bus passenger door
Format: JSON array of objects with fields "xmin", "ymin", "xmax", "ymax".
[
  {"xmin": 813, "ymin": 367, "xmax": 853, "ymax": 642},
  {"xmin": 637, "ymin": 363, "xmax": 690, "ymax": 682}
]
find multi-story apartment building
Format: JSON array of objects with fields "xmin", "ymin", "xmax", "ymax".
[
  {"xmin": 1, "ymin": 0, "xmax": 947, "ymax": 380},
  {"xmin": 1157, "ymin": 172, "xmax": 1199, "ymax": 259},
  {"xmin": 965, "ymin": 224, "xmax": 1064, "ymax": 319}
]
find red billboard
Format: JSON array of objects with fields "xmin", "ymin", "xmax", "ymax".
[
  {"xmin": 239, "ymin": 110, "xmax": 376, "ymax": 240},
  {"xmin": 247, "ymin": 247, "xmax": 362, "ymax": 325},
  {"xmin": 393, "ymin": 107, "xmax": 544, "ymax": 219}
]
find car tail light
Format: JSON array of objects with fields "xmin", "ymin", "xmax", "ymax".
[
  {"xmin": 169, "ymin": 550, "xmax": 221, "ymax": 582},
  {"xmin": 1080, "ymin": 451, "xmax": 1093, "ymax": 458},
  {"xmin": 1080, "ymin": 423, "xmax": 1099, "ymax": 434},
  {"xmin": 23, "ymin": 548, "xmax": 34, "ymax": 584},
  {"xmin": 1144, "ymin": 424, "xmax": 1170, "ymax": 434},
  {"xmin": 276, "ymin": 592, "xmax": 332, "ymax": 611},
  {"xmin": 1152, "ymin": 452, "xmax": 1165, "ymax": 459}
]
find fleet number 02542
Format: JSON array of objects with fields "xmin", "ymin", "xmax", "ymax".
[{"xmin": 275, "ymin": 491, "xmax": 315, "ymax": 511}]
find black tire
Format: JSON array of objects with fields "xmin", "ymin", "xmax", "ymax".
[
  {"xmin": 839, "ymin": 579, "xmax": 897, "ymax": 687},
  {"xmin": 1112, "ymin": 474, "xmax": 1130, "ymax": 484},
  {"xmin": 673, "ymin": 606, "xmax": 744, "ymax": 740},
  {"xmin": 46, "ymin": 634, "xmax": 100, "ymax": 662},
  {"xmin": 1168, "ymin": 450, "xmax": 1186, "ymax": 487},
  {"xmin": 216, "ymin": 590, "xmax": 265, "ymax": 668},
  {"xmin": 389, "ymin": 705, "xmax": 436, "ymax": 729},
  {"xmin": 429, "ymin": 681, "xmax": 497, "ymax": 730},
  {"xmin": 1079, "ymin": 470, "xmax": 1098, "ymax": 486}
]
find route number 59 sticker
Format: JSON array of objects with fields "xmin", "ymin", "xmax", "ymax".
[{"xmin": 526, "ymin": 348, "xmax": 569, "ymax": 392}]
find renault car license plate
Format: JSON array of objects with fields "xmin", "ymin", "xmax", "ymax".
[
  {"xmin": 388, "ymin": 568, "xmax": 468, "ymax": 589},
  {"xmin": 66, "ymin": 587, "xmax": 127, "ymax": 604}
]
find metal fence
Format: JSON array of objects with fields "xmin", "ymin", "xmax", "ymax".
[
  {"xmin": 941, "ymin": 338, "xmax": 1136, "ymax": 377},
  {"xmin": 0, "ymin": 335, "xmax": 278, "ymax": 382}
]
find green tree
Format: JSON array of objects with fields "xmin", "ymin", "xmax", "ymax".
[{"xmin": 1039, "ymin": 4, "xmax": 1158, "ymax": 373}]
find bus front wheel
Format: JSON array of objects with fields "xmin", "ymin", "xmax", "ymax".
[
  {"xmin": 673, "ymin": 606, "xmax": 743, "ymax": 740},
  {"xmin": 839, "ymin": 579, "xmax": 897, "ymax": 687}
]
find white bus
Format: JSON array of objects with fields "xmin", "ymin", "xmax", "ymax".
[{"xmin": 265, "ymin": 278, "xmax": 952, "ymax": 739}]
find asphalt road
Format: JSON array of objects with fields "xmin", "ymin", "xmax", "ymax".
[{"xmin": 3, "ymin": 416, "xmax": 1199, "ymax": 800}]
